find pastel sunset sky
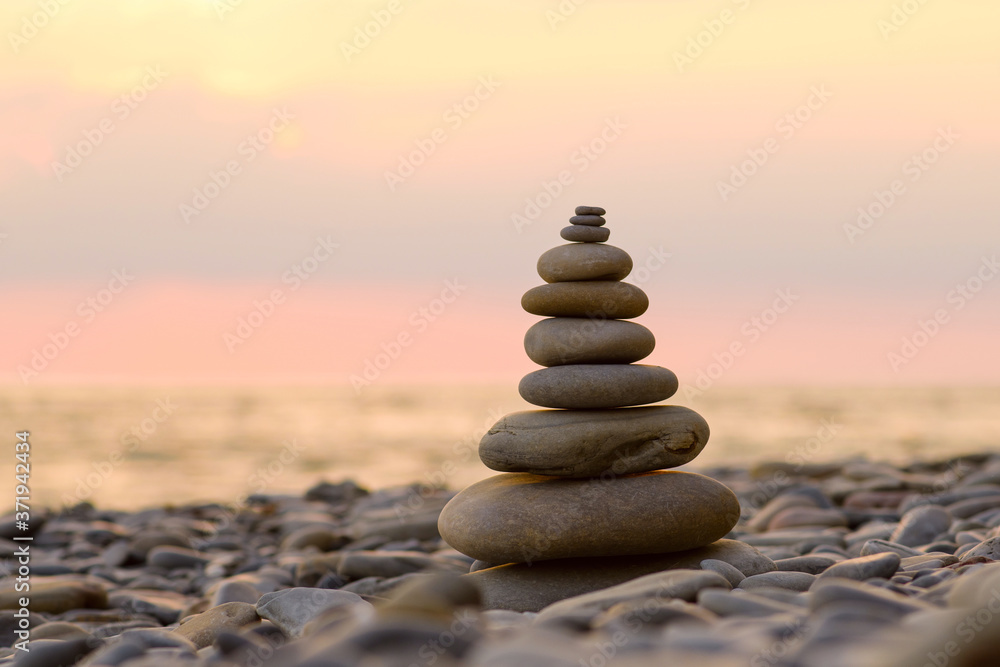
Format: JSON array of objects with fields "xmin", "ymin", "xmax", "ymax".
[{"xmin": 1, "ymin": 0, "xmax": 998, "ymax": 387}]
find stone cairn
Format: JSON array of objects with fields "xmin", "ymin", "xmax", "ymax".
[{"xmin": 439, "ymin": 206, "xmax": 740, "ymax": 577}]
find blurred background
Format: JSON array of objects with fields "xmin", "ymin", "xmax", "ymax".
[{"xmin": 1, "ymin": 0, "xmax": 998, "ymax": 509}]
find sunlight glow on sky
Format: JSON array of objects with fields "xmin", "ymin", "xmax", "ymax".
[{"xmin": 1, "ymin": 0, "xmax": 998, "ymax": 386}]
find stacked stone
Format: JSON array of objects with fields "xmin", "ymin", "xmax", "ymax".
[{"xmin": 439, "ymin": 206, "xmax": 740, "ymax": 574}]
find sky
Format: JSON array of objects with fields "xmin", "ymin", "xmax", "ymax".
[{"xmin": 1, "ymin": 0, "xmax": 998, "ymax": 388}]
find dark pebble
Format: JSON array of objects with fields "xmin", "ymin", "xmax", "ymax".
[
  {"xmin": 560, "ymin": 225, "xmax": 610, "ymax": 243},
  {"xmin": 568, "ymin": 215, "xmax": 606, "ymax": 226}
]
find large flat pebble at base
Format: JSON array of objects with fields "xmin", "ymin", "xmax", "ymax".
[
  {"xmin": 479, "ymin": 406, "xmax": 709, "ymax": 477},
  {"xmin": 537, "ymin": 243, "xmax": 632, "ymax": 282},
  {"xmin": 465, "ymin": 539, "xmax": 773, "ymax": 612},
  {"xmin": 519, "ymin": 364, "xmax": 677, "ymax": 408},
  {"xmin": 438, "ymin": 471, "xmax": 740, "ymax": 564},
  {"xmin": 522, "ymin": 281, "xmax": 649, "ymax": 318}
]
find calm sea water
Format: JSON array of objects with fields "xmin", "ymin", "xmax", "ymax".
[{"xmin": 2, "ymin": 384, "xmax": 998, "ymax": 511}]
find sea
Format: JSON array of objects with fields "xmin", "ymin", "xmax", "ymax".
[{"xmin": 2, "ymin": 384, "xmax": 998, "ymax": 511}]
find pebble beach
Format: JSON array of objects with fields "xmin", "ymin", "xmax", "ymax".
[
  {"xmin": 7, "ymin": 1, "xmax": 999, "ymax": 665},
  {"xmin": 4, "ymin": 210, "xmax": 1000, "ymax": 666},
  {"xmin": 3, "ymin": 454, "xmax": 1000, "ymax": 667}
]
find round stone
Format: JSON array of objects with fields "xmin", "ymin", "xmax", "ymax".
[
  {"xmin": 560, "ymin": 225, "xmax": 610, "ymax": 243},
  {"xmin": 537, "ymin": 244, "xmax": 632, "ymax": 283},
  {"xmin": 569, "ymin": 215, "xmax": 606, "ymax": 226},
  {"xmin": 518, "ymin": 364, "xmax": 677, "ymax": 409},
  {"xmin": 575, "ymin": 206, "xmax": 606, "ymax": 216},
  {"xmin": 524, "ymin": 318, "xmax": 654, "ymax": 366},
  {"xmin": 890, "ymin": 505, "xmax": 952, "ymax": 547},
  {"xmin": 522, "ymin": 282, "xmax": 648, "ymax": 319},
  {"xmin": 816, "ymin": 553, "xmax": 901, "ymax": 582},
  {"xmin": 437, "ymin": 471, "xmax": 741, "ymax": 563},
  {"xmin": 478, "ymin": 406, "xmax": 709, "ymax": 477}
]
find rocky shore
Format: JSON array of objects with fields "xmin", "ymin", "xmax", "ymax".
[{"xmin": 3, "ymin": 454, "xmax": 1000, "ymax": 667}]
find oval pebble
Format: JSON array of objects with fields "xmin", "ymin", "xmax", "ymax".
[
  {"xmin": 700, "ymin": 559, "xmax": 746, "ymax": 587},
  {"xmin": 774, "ymin": 555, "xmax": 837, "ymax": 575},
  {"xmin": 479, "ymin": 406, "xmax": 708, "ymax": 477},
  {"xmin": 568, "ymin": 215, "xmax": 606, "ymax": 226},
  {"xmin": 524, "ymin": 317, "xmax": 654, "ymax": 366},
  {"xmin": 737, "ymin": 571, "xmax": 816, "ymax": 592},
  {"xmin": 890, "ymin": 505, "xmax": 952, "ymax": 547},
  {"xmin": 860, "ymin": 539, "xmax": 923, "ymax": 558},
  {"xmin": 575, "ymin": 205, "xmax": 606, "ymax": 215},
  {"xmin": 767, "ymin": 508, "xmax": 847, "ymax": 531},
  {"xmin": 560, "ymin": 225, "xmax": 610, "ymax": 243},
  {"xmin": 438, "ymin": 471, "xmax": 740, "ymax": 563},
  {"xmin": 537, "ymin": 244, "xmax": 632, "ymax": 283},
  {"xmin": 816, "ymin": 552, "xmax": 900, "ymax": 582},
  {"xmin": 518, "ymin": 364, "xmax": 678, "ymax": 409},
  {"xmin": 147, "ymin": 546, "xmax": 210, "ymax": 570},
  {"xmin": 522, "ymin": 281, "xmax": 648, "ymax": 319}
]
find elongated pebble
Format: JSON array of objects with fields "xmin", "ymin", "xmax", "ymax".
[
  {"xmin": 560, "ymin": 225, "xmax": 610, "ymax": 243},
  {"xmin": 523, "ymin": 317, "xmax": 654, "ymax": 366},
  {"xmin": 438, "ymin": 471, "xmax": 740, "ymax": 563},
  {"xmin": 518, "ymin": 364, "xmax": 677, "ymax": 409},
  {"xmin": 479, "ymin": 406, "xmax": 708, "ymax": 477},
  {"xmin": 521, "ymin": 281, "xmax": 648, "ymax": 319},
  {"xmin": 569, "ymin": 215, "xmax": 606, "ymax": 226},
  {"xmin": 816, "ymin": 552, "xmax": 900, "ymax": 582},
  {"xmin": 737, "ymin": 571, "xmax": 816, "ymax": 592},
  {"xmin": 537, "ymin": 243, "xmax": 632, "ymax": 283}
]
